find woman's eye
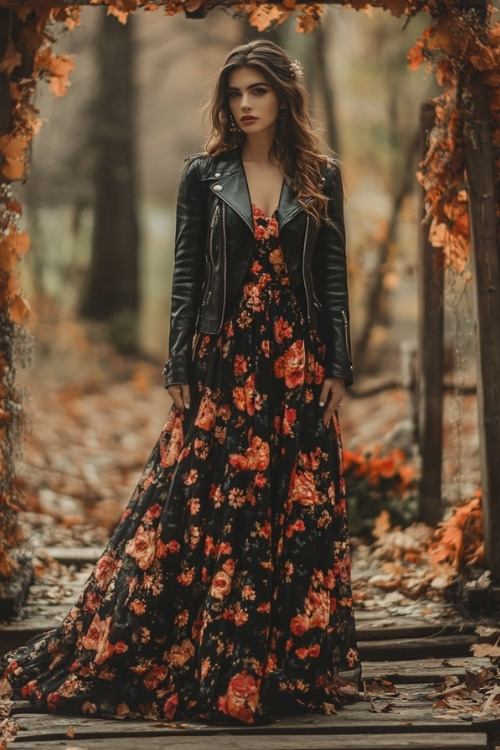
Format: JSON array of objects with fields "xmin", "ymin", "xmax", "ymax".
[
  {"xmin": 254, "ymin": 88, "xmax": 268, "ymax": 96},
  {"xmin": 228, "ymin": 92, "xmax": 240, "ymax": 98}
]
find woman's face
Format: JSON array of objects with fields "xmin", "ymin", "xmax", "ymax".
[{"xmin": 227, "ymin": 66, "xmax": 281, "ymax": 138}]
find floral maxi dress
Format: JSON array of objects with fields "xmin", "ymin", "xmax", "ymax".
[{"xmin": 1, "ymin": 205, "xmax": 361, "ymax": 724}]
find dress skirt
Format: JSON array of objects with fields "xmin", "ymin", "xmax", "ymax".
[{"xmin": 1, "ymin": 205, "xmax": 361, "ymax": 724}]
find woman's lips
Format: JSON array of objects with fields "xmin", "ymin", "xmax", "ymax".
[{"xmin": 241, "ymin": 117, "xmax": 257, "ymax": 124}]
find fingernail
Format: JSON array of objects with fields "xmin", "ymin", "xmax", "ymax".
[
  {"xmin": 184, "ymin": 401, "xmax": 191, "ymax": 409},
  {"xmin": 319, "ymin": 401, "xmax": 325, "ymax": 407}
]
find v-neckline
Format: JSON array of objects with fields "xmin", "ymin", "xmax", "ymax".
[
  {"xmin": 241, "ymin": 154, "xmax": 284, "ymax": 222},
  {"xmin": 252, "ymin": 204, "xmax": 278, "ymax": 222}
]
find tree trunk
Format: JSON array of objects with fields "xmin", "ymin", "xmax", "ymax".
[
  {"xmin": 417, "ymin": 102, "xmax": 444, "ymax": 526},
  {"xmin": 80, "ymin": 10, "xmax": 139, "ymax": 337},
  {"xmin": 313, "ymin": 20, "xmax": 341, "ymax": 154}
]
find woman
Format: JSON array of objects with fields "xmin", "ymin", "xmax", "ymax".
[{"xmin": 1, "ymin": 39, "xmax": 360, "ymax": 725}]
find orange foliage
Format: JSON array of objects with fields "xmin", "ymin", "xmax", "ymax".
[
  {"xmin": 429, "ymin": 491, "xmax": 484, "ymax": 572},
  {"xmin": 409, "ymin": 6, "xmax": 500, "ymax": 271}
]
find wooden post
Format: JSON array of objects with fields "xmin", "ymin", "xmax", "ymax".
[
  {"xmin": 417, "ymin": 102, "xmax": 444, "ymax": 526},
  {"xmin": 464, "ymin": 76, "xmax": 500, "ymax": 582}
]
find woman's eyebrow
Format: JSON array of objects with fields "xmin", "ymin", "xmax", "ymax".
[{"xmin": 227, "ymin": 82, "xmax": 270, "ymax": 92}]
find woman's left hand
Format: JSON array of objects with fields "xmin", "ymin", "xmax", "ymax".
[{"xmin": 319, "ymin": 377, "xmax": 346, "ymax": 427}]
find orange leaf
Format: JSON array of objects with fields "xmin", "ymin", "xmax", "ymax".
[
  {"xmin": 373, "ymin": 510, "xmax": 391, "ymax": 539},
  {"xmin": 9, "ymin": 231, "xmax": 30, "ymax": 256},
  {"xmin": 407, "ymin": 44, "xmax": 424, "ymax": 71},
  {"xmin": 47, "ymin": 54, "xmax": 75, "ymax": 97},
  {"xmin": 0, "ymin": 134, "xmax": 28, "ymax": 180},
  {"xmin": 9, "ymin": 293, "xmax": 33, "ymax": 324}
]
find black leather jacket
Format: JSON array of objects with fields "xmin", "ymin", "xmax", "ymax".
[{"xmin": 164, "ymin": 149, "xmax": 353, "ymax": 387}]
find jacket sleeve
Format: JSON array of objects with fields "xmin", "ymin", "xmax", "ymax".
[
  {"xmin": 312, "ymin": 162, "xmax": 353, "ymax": 385},
  {"xmin": 163, "ymin": 157, "xmax": 207, "ymax": 388}
]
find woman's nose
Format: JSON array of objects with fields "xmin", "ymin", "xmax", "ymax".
[{"xmin": 241, "ymin": 94, "xmax": 251, "ymax": 110}]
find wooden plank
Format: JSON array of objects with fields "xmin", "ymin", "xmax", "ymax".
[
  {"xmin": 356, "ymin": 622, "xmax": 475, "ymax": 641},
  {"xmin": 12, "ymin": 705, "xmax": 500, "ymax": 741},
  {"xmin": 417, "ymin": 100, "xmax": 444, "ymax": 526},
  {"xmin": 361, "ymin": 657, "xmax": 494, "ymax": 682},
  {"xmin": 36, "ymin": 547, "xmax": 103, "ymax": 567},
  {"xmin": 358, "ymin": 634, "xmax": 476, "ymax": 661},
  {"xmin": 7, "ymin": 732, "xmax": 490, "ymax": 750}
]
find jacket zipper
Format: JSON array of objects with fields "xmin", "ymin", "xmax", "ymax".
[
  {"xmin": 301, "ymin": 215, "xmax": 311, "ymax": 321},
  {"xmin": 202, "ymin": 204, "xmax": 219, "ymax": 306},
  {"xmin": 341, "ymin": 309, "xmax": 352, "ymax": 362},
  {"xmin": 219, "ymin": 202, "xmax": 227, "ymax": 328}
]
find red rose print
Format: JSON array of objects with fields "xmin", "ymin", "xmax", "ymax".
[{"xmin": 226, "ymin": 671, "xmax": 260, "ymax": 723}]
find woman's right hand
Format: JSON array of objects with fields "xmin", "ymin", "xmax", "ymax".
[{"xmin": 167, "ymin": 384, "xmax": 191, "ymax": 414}]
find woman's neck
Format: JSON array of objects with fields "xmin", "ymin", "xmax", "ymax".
[{"xmin": 241, "ymin": 132, "xmax": 276, "ymax": 166}]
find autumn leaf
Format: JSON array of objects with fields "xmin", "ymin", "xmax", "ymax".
[
  {"xmin": 0, "ymin": 134, "xmax": 28, "ymax": 181},
  {"xmin": 9, "ymin": 293, "xmax": 33, "ymax": 324},
  {"xmin": 373, "ymin": 510, "xmax": 391, "ymax": 539},
  {"xmin": 407, "ymin": 43, "xmax": 425, "ymax": 70},
  {"xmin": 297, "ymin": 4, "xmax": 323, "ymax": 33},
  {"xmin": 47, "ymin": 54, "xmax": 75, "ymax": 97}
]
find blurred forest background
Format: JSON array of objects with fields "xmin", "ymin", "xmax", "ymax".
[{"xmin": 13, "ymin": 6, "xmax": 480, "ymax": 541}]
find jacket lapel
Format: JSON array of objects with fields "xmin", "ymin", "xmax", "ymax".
[
  {"xmin": 208, "ymin": 151, "xmax": 253, "ymax": 233},
  {"xmin": 208, "ymin": 150, "xmax": 302, "ymax": 232}
]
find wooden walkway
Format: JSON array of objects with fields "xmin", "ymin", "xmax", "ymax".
[{"xmin": 2, "ymin": 549, "xmax": 500, "ymax": 749}]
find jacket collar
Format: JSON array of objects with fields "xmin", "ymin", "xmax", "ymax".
[{"xmin": 206, "ymin": 149, "xmax": 302, "ymax": 232}]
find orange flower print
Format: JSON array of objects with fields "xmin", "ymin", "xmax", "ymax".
[
  {"xmin": 129, "ymin": 599, "xmax": 146, "ymax": 616},
  {"xmin": 193, "ymin": 438, "xmax": 209, "ymax": 460},
  {"xmin": 269, "ymin": 248, "xmax": 285, "ymax": 272},
  {"xmin": 234, "ymin": 354, "xmax": 248, "ymax": 376},
  {"xmin": 169, "ymin": 639, "xmax": 195, "ymax": 667},
  {"xmin": 273, "ymin": 316, "xmax": 293, "ymax": 343},
  {"xmin": 144, "ymin": 664, "xmax": 168, "ymax": 690},
  {"xmin": 226, "ymin": 671, "xmax": 260, "ymax": 723},
  {"xmin": 254, "ymin": 472, "xmax": 267, "ymax": 487},
  {"xmin": 83, "ymin": 591, "xmax": 102, "ymax": 612},
  {"xmin": 290, "ymin": 468, "xmax": 317, "ymax": 506},
  {"xmin": 233, "ymin": 373, "xmax": 257, "ymax": 415},
  {"xmin": 159, "ymin": 416, "xmax": 184, "ymax": 468},
  {"xmin": 194, "ymin": 395, "xmax": 217, "ymax": 431},
  {"xmin": 183, "ymin": 468, "xmax": 198, "ymax": 486},
  {"xmin": 281, "ymin": 407, "xmax": 296, "ymax": 435},
  {"xmin": 163, "ymin": 693, "xmax": 179, "ymax": 720},
  {"xmin": 307, "ymin": 589, "xmax": 330, "ymax": 630},
  {"xmin": 290, "ymin": 613, "xmax": 310, "ymax": 636},
  {"xmin": 246, "ymin": 436, "xmax": 270, "ymax": 471},
  {"xmin": 219, "ymin": 541, "xmax": 233, "ymax": 556},
  {"xmin": 93, "ymin": 554, "xmax": 122, "ymax": 590},
  {"xmin": 267, "ymin": 217, "xmax": 278, "ymax": 236},
  {"xmin": 273, "ymin": 340, "xmax": 305, "ymax": 388},
  {"xmin": 231, "ymin": 436, "xmax": 270, "ymax": 473},
  {"xmin": 346, "ymin": 648, "xmax": 359, "ymax": 668},
  {"xmin": 125, "ymin": 525, "xmax": 156, "ymax": 571},
  {"xmin": 80, "ymin": 613, "xmax": 114, "ymax": 665},
  {"xmin": 177, "ymin": 567, "xmax": 195, "ymax": 586},
  {"xmin": 210, "ymin": 569, "xmax": 232, "ymax": 600}
]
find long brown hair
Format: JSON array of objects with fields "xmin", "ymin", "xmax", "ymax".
[{"xmin": 205, "ymin": 40, "xmax": 335, "ymax": 224}]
